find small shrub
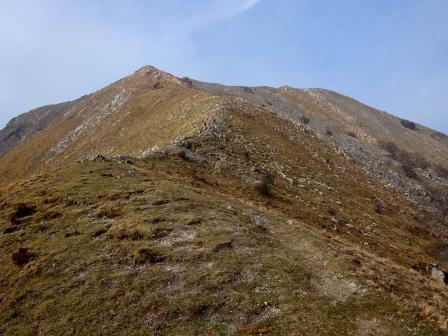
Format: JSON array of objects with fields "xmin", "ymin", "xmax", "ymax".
[
  {"xmin": 433, "ymin": 164, "xmax": 448, "ymax": 179},
  {"xmin": 253, "ymin": 172, "xmax": 274, "ymax": 197},
  {"xmin": 3, "ymin": 226, "xmax": 18, "ymax": 234},
  {"xmin": 64, "ymin": 230, "xmax": 80, "ymax": 238},
  {"xmin": 379, "ymin": 141, "xmax": 429, "ymax": 172},
  {"xmin": 431, "ymin": 131, "xmax": 448, "ymax": 141},
  {"xmin": 379, "ymin": 141, "xmax": 398, "ymax": 155},
  {"xmin": 243, "ymin": 86, "xmax": 254, "ymax": 94},
  {"xmin": 400, "ymin": 119, "xmax": 417, "ymax": 130},
  {"xmin": 11, "ymin": 248, "xmax": 34, "ymax": 266},
  {"xmin": 374, "ymin": 198, "xmax": 389, "ymax": 215},
  {"xmin": 300, "ymin": 116, "xmax": 310, "ymax": 124},
  {"xmin": 325, "ymin": 129, "xmax": 333, "ymax": 136},
  {"xmin": 327, "ymin": 208, "xmax": 337, "ymax": 216},
  {"xmin": 402, "ymin": 164, "xmax": 418, "ymax": 179},
  {"xmin": 133, "ymin": 248, "xmax": 166, "ymax": 265},
  {"xmin": 182, "ymin": 77, "xmax": 193, "ymax": 86},
  {"xmin": 213, "ymin": 241, "xmax": 233, "ymax": 252},
  {"xmin": 8, "ymin": 203, "xmax": 36, "ymax": 224},
  {"xmin": 92, "ymin": 227, "xmax": 109, "ymax": 238}
]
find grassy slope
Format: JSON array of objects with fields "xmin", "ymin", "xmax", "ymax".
[
  {"xmin": 0, "ymin": 85, "xmax": 217, "ymax": 183},
  {"xmin": 1, "ymin": 102, "xmax": 447, "ymax": 335},
  {"xmin": 191, "ymin": 81, "xmax": 448, "ymax": 217}
]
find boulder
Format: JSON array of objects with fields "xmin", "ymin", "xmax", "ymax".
[{"xmin": 431, "ymin": 265, "xmax": 448, "ymax": 285}]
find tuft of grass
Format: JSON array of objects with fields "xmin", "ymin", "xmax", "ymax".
[{"xmin": 95, "ymin": 204, "xmax": 123, "ymax": 219}]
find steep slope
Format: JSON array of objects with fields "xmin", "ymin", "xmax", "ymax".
[
  {"xmin": 1, "ymin": 101, "xmax": 448, "ymax": 335},
  {"xmin": 0, "ymin": 66, "xmax": 218, "ymax": 182},
  {"xmin": 0, "ymin": 99, "xmax": 80, "ymax": 157},
  {"xmin": 190, "ymin": 80, "xmax": 448, "ymax": 216}
]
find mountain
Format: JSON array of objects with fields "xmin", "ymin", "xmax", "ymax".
[{"xmin": 1, "ymin": 66, "xmax": 447, "ymax": 335}]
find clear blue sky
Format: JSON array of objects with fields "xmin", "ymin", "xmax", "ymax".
[{"xmin": 1, "ymin": 0, "xmax": 447, "ymax": 133}]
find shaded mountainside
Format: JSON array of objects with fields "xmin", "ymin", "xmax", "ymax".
[
  {"xmin": 191, "ymin": 80, "xmax": 448, "ymax": 216},
  {"xmin": 0, "ymin": 99, "xmax": 81, "ymax": 157},
  {"xmin": 1, "ymin": 66, "xmax": 448, "ymax": 335}
]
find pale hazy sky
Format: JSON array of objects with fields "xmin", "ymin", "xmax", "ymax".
[{"xmin": 0, "ymin": 0, "xmax": 447, "ymax": 133}]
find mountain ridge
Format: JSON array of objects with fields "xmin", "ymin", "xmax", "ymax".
[
  {"xmin": 1, "ymin": 65, "xmax": 448, "ymax": 335},
  {"xmin": 1, "ymin": 66, "xmax": 447, "ymax": 216}
]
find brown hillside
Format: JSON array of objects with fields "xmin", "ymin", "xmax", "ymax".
[{"xmin": 1, "ymin": 66, "xmax": 448, "ymax": 335}]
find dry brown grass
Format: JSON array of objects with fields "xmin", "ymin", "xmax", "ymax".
[{"xmin": 0, "ymin": 86, "xmax": 447, "ymax": 335}]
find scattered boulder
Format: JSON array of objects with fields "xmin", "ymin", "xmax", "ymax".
[
  {"xmin": 139, "ymin": 144, "xmax": 204, "ymax": 162},
  {"xmin": 115, "ymin": 155, "xmax": 133, "ymax": 164},
  {"xmin": 11, "ymin": 248, "xmax": 34, "ymax": 266},
  {"xmin": 251, "ymin": 214, "xmax": 268, "ymax": 233},
  {"xmin": 431, "ymin": 265, "xmax": 448, "ymax": 285},
  {"xmin": 139, "ymin": 146, "xmax": 168, "ymax": 159},
  {"xmin": 90, "ymin": 154, "xmax": 108, "ymax": 162},
  {"xmin": 170, "ymin": 145, "xmax": 205, "ymax": 163},
  {"xmin": 152, "ymin": 227, "xmax": 171, "ymax": 239}
]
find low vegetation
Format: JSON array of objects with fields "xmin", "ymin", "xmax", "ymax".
[
  {"xmin": 1, "ymin": 103, "xmax": 447, "ymax": 335},
  {"xmin": 401, "ymin": 119, "xmax": 417, "ymax": 130},
  {"xmin": 0, "ymin": 67, "xmax": 447, "ymax": 335}
]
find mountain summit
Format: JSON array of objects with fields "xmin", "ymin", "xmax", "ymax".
[{"xmin": 0, "ymin": 66, "xmax": 447, "ymax": 335}]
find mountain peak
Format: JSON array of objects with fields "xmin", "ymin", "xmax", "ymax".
[
  {"xmin": 134, "ymin": 64, "xmax": 162, "ymax": 74},
  {"xmin": 121, "ymin": 64, "xmax": 185, "ymax": 89}
]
